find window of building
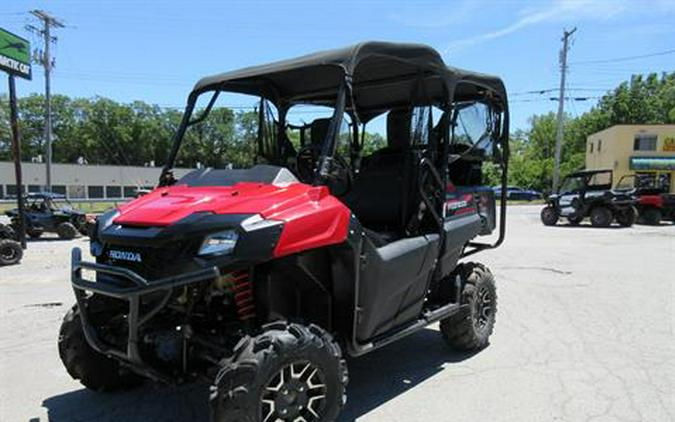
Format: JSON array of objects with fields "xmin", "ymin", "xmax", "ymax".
[
  {"xmin": 634, "ymin": 134, "xmax": 657, "ymax": 151},
  {"xmin": 589, "ymin": 142, "xmax": 594, "ymax": 153},
  {"xmin": 52, "ymin": 185, "xmax": 67, "ymax": 195},
  {"xmin": 597, "ymin": 139, "xmax": 602, "ymax": 152},
  {"xmin": 28, "ymin": 185, "xmax": 42, "ymax": 193},
  {"xmin": 5, "ymin": 185, "xmax": 22, "ymax": 196},
  {"xmin": 106, "ymin": 186, "xmax": 122, "ymax": 198},
  {"xmin": 68, "ymin": 185, "xmax": 86, "ymax": 199},
  {"xmin": 123, "ymin": 186, "xmax": 137, "ymax": 198},
  {"xmin": 88, "ymin": 185, "xmax": 104, "ymax": 199}
]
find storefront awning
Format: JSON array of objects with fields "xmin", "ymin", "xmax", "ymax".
[{"xmin": 629, "ymin": 156, "xmax": 675, "ymax": 171}]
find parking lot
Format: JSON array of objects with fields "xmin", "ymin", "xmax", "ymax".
[{"xmin": 1, "ymin": 205, "xmax": 673, "ymax": 422}]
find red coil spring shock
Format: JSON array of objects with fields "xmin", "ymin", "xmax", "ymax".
[{"xmin": 231, "ymin": 270, "xmax": 255, "ymax": 322}]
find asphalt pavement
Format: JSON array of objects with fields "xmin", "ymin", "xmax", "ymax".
[{"xmin": 1, "ymin": 205, "xmax": 673, "ymax": 421}]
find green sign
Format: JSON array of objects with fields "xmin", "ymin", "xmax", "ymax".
[
  {"xmin": 630, "ymin": 156, "xmax": 675, "ymax": 171},
  {"xmin": 0, "ymin": 28, "xmax": 31, "ymax": 80}
]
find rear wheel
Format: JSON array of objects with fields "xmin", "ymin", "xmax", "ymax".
[
  {"xmin": 540, "ymin": 206, "xmax": 559, "ymax": 226},
  {"xmin": 58, "ymin": 305, "xmax": 143, "ymax": 391},
  {"xmin": 567, "ymin": 215, "xmax": 583, "ymax": 225},
  {"xmin": 210, "ymin": 321, "xmax": 348, "ymax": 422},
  {"xmin": 440, "ymin": 263, "xmax": 497, "ymax": 351},
  {"xmin": 616, "ymin": 206, "xmax": 637, "ymax": 227},
  {"xmin": 640, "ymin": 207, "xmax": 662, "ymax": 225},
  {"xmin": 590, "ymin": 206, "xmax": 612, "ymax": 227},
  {"xmin": 57, "ymin": 222, "xmax": 78, "ymax": 239},
  {"xmin": 0, "ymin": 239, "xmax": 22, "ymax": 265}
]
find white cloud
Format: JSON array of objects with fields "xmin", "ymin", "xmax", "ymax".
[{"xmin": 442, "ymin": 0, "xmax": 656, "ymax": 54}]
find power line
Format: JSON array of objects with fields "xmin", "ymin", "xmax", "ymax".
[{"xmin": 571, "ymin": 48, "xmax": 675, "ymax": 65}]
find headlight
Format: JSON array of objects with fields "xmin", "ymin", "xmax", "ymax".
[{"xmin": 198, "ymin": 230, "xmax": 239, "ymax": 256}]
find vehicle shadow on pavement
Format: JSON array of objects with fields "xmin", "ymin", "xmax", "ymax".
[
  {"xmin": 40, "ymin": 328, "xmax": 476, "ymax": 422},
  {"xmin": 548, "ymin": 223, "xmax": 628, "ymax": 229}
]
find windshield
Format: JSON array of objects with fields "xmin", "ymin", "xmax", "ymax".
[
  {"xmin": 165, "ymin": 86, "xmax": 347, "ymax": 186},
  {"xmin": 616, "ymin": 175, "xmax": 637, "ymax": 190},
  {"xmin": 559, "ymin": 176, "xmax": 584, "ymax": 194}
]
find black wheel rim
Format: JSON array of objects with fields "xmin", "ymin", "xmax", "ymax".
[
  {"xmin": 1, "ymin": 246, "xmax": 17, "ymax": 261},
  {"xmin": 261, "ymin": 360, "xmax": 327, "ymax": 422},
  {"xmin": 473, "ymin": 286, "xmax": 493, "ymax": 332}
]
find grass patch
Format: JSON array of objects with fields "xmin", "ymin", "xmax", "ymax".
[{"xmin": 0, "ymin": 200, "xmax": 123, "ymax": 214}]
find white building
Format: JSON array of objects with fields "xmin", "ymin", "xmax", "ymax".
[{"xmin": 0, "ymin": 161, "xmax": 193, "ymax": 199}]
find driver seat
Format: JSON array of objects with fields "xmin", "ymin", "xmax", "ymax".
[{"xmin": 344, "ymin": 109, "xmax": 419, "ymax": 241}]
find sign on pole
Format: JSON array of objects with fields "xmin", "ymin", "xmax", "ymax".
[
  {"xmin": 2, "ymin": 27, "xmax": 31, "ymax": 249},
  {"xmin": 0, "ymin": 27, "xmax": 32, "ymax": 80}
]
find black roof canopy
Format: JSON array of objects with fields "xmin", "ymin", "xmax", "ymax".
[{"xmin": 192, "ymin": 41, "xmax": 507, "ymax": 121}]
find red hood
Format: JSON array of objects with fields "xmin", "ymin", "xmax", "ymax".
[{"xmin": 114, "ymin": 182, "xmax": 332, "ymax": 226}]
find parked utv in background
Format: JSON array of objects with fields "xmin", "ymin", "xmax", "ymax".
[
  {"xmin": 5, "ymin": 193, "xmax": 88, "ymax": 239},
  {"xmin": 58, "ymin": 42, "xmax": 509, "ymax": 422},
  {"xmin": 0, "ymin": 223, "xmax": 22, "ymax": 265},
  {"xmin": 540, "ymin": 169, "xmax": 636, "ymax": 227},
  {"xmin": 615, "ymin": 174, "xmax": 675, "ymax": 225}
]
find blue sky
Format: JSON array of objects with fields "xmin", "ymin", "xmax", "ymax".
[{"xmin": 2, "ymin": 0, "xmax": 674, "ymax": 131}]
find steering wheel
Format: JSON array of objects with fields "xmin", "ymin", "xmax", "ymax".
[
  {"xmin": 295, "ymin": 144, "xmax": 353, "ymax": 196},
  {"xmin": 296, "ymin": 144, "xmax": 321, "ymax": 183}
]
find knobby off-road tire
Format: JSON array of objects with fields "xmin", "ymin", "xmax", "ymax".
[
  {"xmin": 616, "ymin": 206, "xmax": 637, "ymax": 227},
  {"xmin": 210, "ymin": 321, "xmax": 348, "ymax": 422},
  {"xmin": 0, "ymin": 239, "xmax": 22, "ymax": 265},
  {"xmin": 540, "ymin": 206, "xmax": 559, "ymax": 226},
  {"xmin": 640, "ymin": 207, "xmax": 662, "ymax": 226},
  {"xmin": 590, "ymin": 206, "xmax": 612, "ymax": 227},
  {"xmin": 57, "ymin": 222, "xmax": 78, "ymax": 239},
  {"xmin": 440, "ymin": 263, "xmax": 497, "ymax": 351},
  {"xmin": 58, "ymin": 305, "xmax": 143, "ymax": 391}
]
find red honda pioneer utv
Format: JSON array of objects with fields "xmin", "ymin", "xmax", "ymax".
[
  {"xmin": 59, "ymin": 42, "xmax": 509, "ymax": 421},
  {"xmin": 615, "ymin": 173, "xmax": 675, "ymax": 225}
]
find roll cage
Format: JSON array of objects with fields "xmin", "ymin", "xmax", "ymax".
[{"xmin": 159, "ymin": 41, "xmax": 510, "ymax": 252}]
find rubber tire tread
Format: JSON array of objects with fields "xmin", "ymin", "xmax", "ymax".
[
  {"xmin": 540, "ymin": 206, "xmax": 559, "ymax": 226},
  {"xmin": 57, "ymin": 222, "xmax": 78, "ymax": 239},
  {"xmin": 590, "ymin": 206, "xmax": 613, "ymax": 227},
  {"xmin": 640, "ymin": 207, "xmax": 662, "ymax": 226},
  {"xmin": 210, "ymin": 321, "xmax": 348, "ymax": 422},
  {"xmin": 0, "ymin": 239, "xmax": 22, "ymax": 265},
  {"xmin": 440, "ymin": 263, "xmax": 497, "ymax": 351},
  {"xmin": 58, "ymin": 305, "xmax": 142, "ymax": 391}
]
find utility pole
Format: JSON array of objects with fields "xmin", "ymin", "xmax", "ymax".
[
  {"xmin": 28, "ymin": 10, "xmax": 64, "ymax": 193},
  {"xmin": 552, "ymin": 27, "xmax": 576, "ymax": 192}
]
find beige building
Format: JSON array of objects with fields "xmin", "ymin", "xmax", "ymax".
[
  {"xmin": 0, "ymin": 162, "xmax": 193, "ymax": 199},
  {"xmin": 586, "ymin": 124, "xmax": 675, "ymax": 193}
]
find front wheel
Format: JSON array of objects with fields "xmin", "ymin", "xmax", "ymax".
[
  {"xmin": 0, "ymin": 239, "xmax": 23, "ymax": 265},
  {"xmin": 210, "ymin": 322, "xmax": 348, "ymax": 422},
  {"xmin": 57, "ymin": 222, "xmax": 78, "ymax": 239},
  {"xmin": 540, "ymin": 206, "xmax": 559, "ymax": 226},
  {"xmin": 440, "ymin": 263, "xmax": 497, "ymax": 351},
  {"xmin": 58, "ymin": 305, "xmax": 143, "ymax": 391},
  {"xmin": 27, "ymin": 227, "xmax": 43, "ymax": 239}
]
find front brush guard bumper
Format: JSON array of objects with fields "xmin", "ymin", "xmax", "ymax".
[{"xmin": 70, "ymin": 247, "xmax": 220, "ymax": 381}]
